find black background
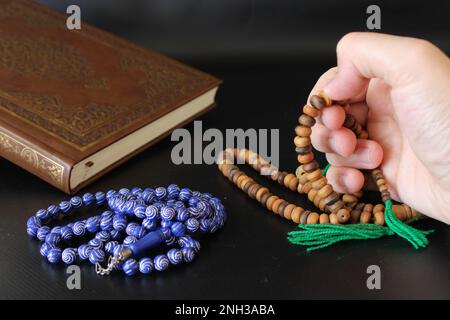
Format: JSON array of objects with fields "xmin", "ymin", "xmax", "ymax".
[{"xmin": 0, "ymin": 0, "xmax": 449, "ymax": 300}]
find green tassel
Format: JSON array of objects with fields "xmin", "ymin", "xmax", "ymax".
[
  {"xmin": 383, "ymin": 200, "xmax": 433, "ymax": 249},
  {"xmin": 288, "ymin": 224, "xmax": 395, "ymax": 252},
  {"xmin": 321, "ymin": 163, "xmax": 331, "ymax": 176},
  {"xmin": 287, "ymin": 200, "xmax": 433, "ymax": 252}
]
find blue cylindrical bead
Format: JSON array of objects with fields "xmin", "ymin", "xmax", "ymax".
[{"xmin": 129, "ymin": 230, "xmax": 165, "ymax": 256}]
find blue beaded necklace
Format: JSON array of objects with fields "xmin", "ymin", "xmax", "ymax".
[{"xmin": 26, "ymin": 185, "xmax": 226, "ymax": 276}]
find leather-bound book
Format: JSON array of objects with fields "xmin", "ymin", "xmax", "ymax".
[{"xmin": 0, "ymin": 0, "xmax": 221, "ymax": 194}]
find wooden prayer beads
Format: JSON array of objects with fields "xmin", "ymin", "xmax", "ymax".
[{"xmin": 217, "ymin": 91, "xmax": 419, "ymax": 226}]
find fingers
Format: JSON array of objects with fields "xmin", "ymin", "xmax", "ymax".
[
  {"xmin": 320, "ymin": 102, "xmax": 368, "ymax": 130},
  {"xmin": 323, "ymin": 32, "xmax": 439, "ymax": 101},
  {"xmin": 326, "ymin": 139, "xmax": 384, "ymax": 170},
  {"xmin": 311, "ymin": 123, "xmax": 357, "ymax": 157},
  {"xmin": 325, "ymin": 166, "xmax": 365, "ymax": 194},
  {"xmin": 320, "ymin": 105, "xmax": 346, "ymax": 130}
]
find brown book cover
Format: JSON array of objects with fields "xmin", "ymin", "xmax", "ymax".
[{"xmin": 0, "ymin": 0, "xmax": 221, "ymax": 194}]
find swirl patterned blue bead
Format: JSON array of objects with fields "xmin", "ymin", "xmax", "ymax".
[
  {"xmin": 82, "ymin": 193, "xmax": 95, "ymax": 206},
  {"xmin": 131, "ymin": 187, "xmax": 143, "ymax": 196},
  {"xmin": 100, "ymin": 214, "xmax": 113, "ymax": 231},
  {"xmin": 123, "ymin": 236, "xmax": 138, "ymax": 245},
  {"xmin": 72, "ymin": 221, "xmax": 86, "ymax": 236},
  {"xmin": 185, "ymin": 218, "xmax": 199, "ymax": 233},
  {"xmin": 139, "ymin": 258, "xmax": 154, "ymax": 274},
  {"xmin": 47, "ymin": 205, "xmax": 60, "ymax": 219},
  {"xmin": 110, "ymin": 229, "xmax": 121, "ymax": 241},
  {"xmin": 45, "ymin": 232, "xmax": 61, "ymax": 246},
  {"xmin": 35, "ymin": 209, "xmax": 49, "ymax": 221},
  {"xmin": 125, "ymin": 222, "xmax": 139, "ymax": 236},
  {"xmin": 130, "ymin": 226, "xmax": 146, "ymax": 239},
  {"xmin": 141, "ymin": 188, "xmax": 155, "ymax": 203},
  {"xmin": 155, "ymin": 187, "xmax": 167, "ymax": 200},
  {"xmin": 154, "ymin": 254, "xmax": 170, "ymax": 271},
  {"xmin": 165, "ymin": 235, "xmax": 177, "ymax": 246},
  {"xmin": 145, "ymin": 205, "xmax": 159, "ymax": 220},
  {"xmin": 112, "ymin": 215, "xmax": 127, "ymax": 231},
  {"xmin": 123, "ymin": 259, "xmax": 139, "ymax": 276},
  {"xmin": 160, "ymin": 206, "xmax": 176, "ymax": 221},
  {"xmin": 171, "ymin": 222, "xmax": 186, "ymax": 237},
  {"xmin": 106, "ymin": 189, "xmax": 117, "ymax": 200},
  {"xmin": 78, "ymin": 244, "xmax": 93, "ymax": 260},
  {"xmin": 70, "ymin": 196, "xmax": 83, "ymax": 208},
  {"xmin": 95, "ymin": 192, "xmax": 106, "ymax": 205},
  {"xmin": 59, "ymin": 201, "xmax": 71, "ymax": 214},
  {"xmin": 89, "ymin": 249, "xmax": 105, "ymax": 264},
  {"xmin": 88, "ymin": 238, "xmax": 103, "ymax": 249},
  {"xmin": 200, "ymin": 218, "xmax": 212, "ymax": 233},
  {"xmin": 26, "ymin": 185, "xmax": 226, "ymax": 276},
  {"xmin": 179, "ymin": 188, "xmax": 192, "ymax": 201},
  {"xmin": 40, "ymin": 243, "xmax": 54, "ymax": 257},
  {"xmin": 105, "ymin": 241, "xmax": 119, "ymax": 254},
  {"xmin": 176, "ymin": 208, "xmax": 189, "ymax": 222},
  {"xmin": 86, "ymin": 216, "xmax": 101, "ymax": 233},
  {"xmin": 27, "ymin": 226, "xmax": 38, "ymax": 237},
  {"xmin": 182, "ymin": 247, "xmax": 196, "ymax": 263},
  {"xmin": 167, "ymin": 248, "xmax": 183, "ymax": 265},
  {"xmin": 167, "ymin": 184, "xmax": 180, "ymax": 199},
  {"xmin": 47, "ymin": 248, "xmax": 62, "ymax": 264},
  {"xmin": 62, "ymin": 248, "xmax": 77, "ymax": 265},
  {"xmin": 37, "ymin": 226, "xmax": 51, "ymax": 241},
  {"xmin": 51, "ymin": 226, "xmax": 62, "ymax": 235},
  {"xmin": 95, "ymin": 231, "xmax": 111, "ymax": 242},
  {"xmin": 134, "ymin": 204, "xmax": 147, "ymax": 219},
  {"xmin": 60, "ymin": 226, "xmax": 74, "ymax": 241}
]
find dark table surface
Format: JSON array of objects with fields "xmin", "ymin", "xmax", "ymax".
[{"xmin": 1, "ymin": 57, "xmax": 449, "ymax": 300}]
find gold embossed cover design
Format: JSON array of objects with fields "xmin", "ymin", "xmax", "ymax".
[{"xmin": 0, "ymin": 0, "xmax": 221, "ymax": 193}]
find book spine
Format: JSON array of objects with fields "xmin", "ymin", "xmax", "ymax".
[{"xmin": 0, "ymin": 125, "xmax": 71, "ymax": 193}]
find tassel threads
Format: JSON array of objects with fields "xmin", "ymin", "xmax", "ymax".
[
  {"xmin": 321, "ymin": 163, "xmax": 331, "ymax": 177},
  {"xmin": 287, "ymin": 202, "xmax": 433, "ymax": 252},
  {"xmin": 287, "ymin": 224, "xmax": 394, "ymax": 252},
  {"xmin": 383, "ymin": 200, "xmax": 433, "ymax": 249}
]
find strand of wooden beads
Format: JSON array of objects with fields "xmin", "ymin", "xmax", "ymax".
[{"xmin": 217, "ymin": 92, "xmax": 419, "ymax": 226}]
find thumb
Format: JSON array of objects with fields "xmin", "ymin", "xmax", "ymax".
[{"xmin": 323, "ymin": 32, "xmax": 437, "ymax": 100}]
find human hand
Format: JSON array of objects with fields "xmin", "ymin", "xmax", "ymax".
[{"xmin": 309, "ymin": 32, "xmax": 450, "ymax": 224}]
